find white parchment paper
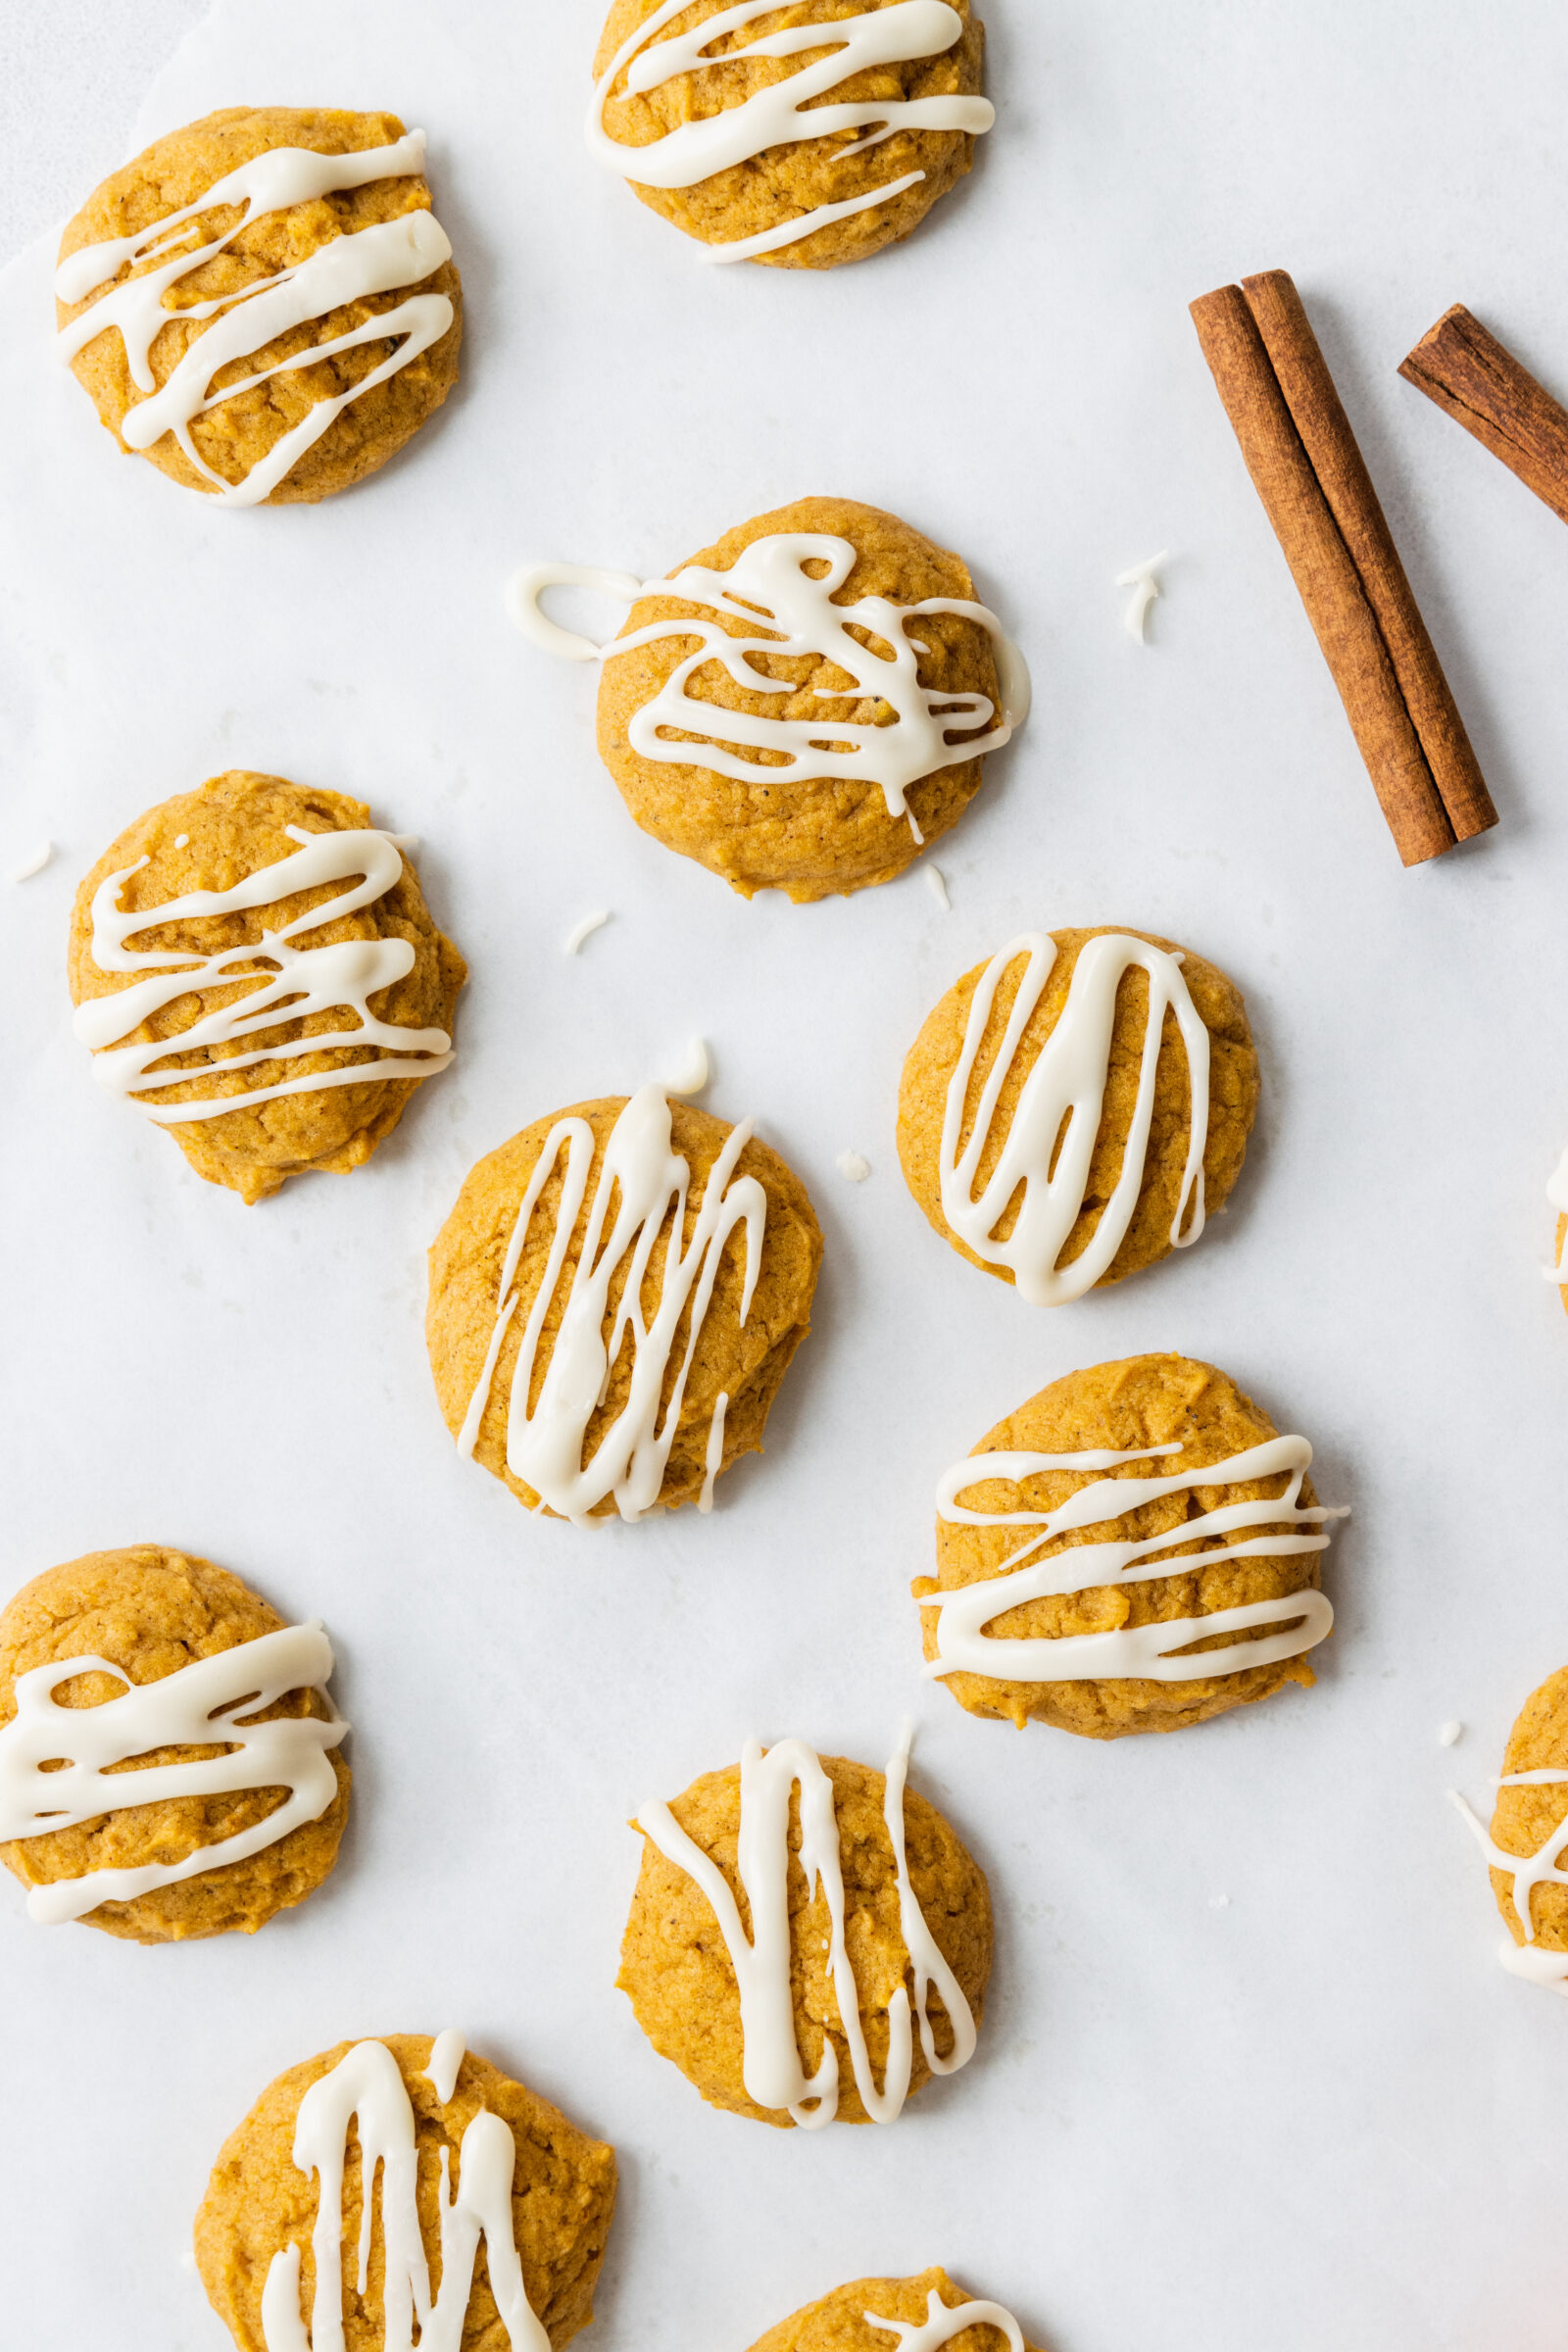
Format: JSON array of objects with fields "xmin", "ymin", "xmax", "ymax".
[{"xmin": 5, "ymin": 4, "xmax": 1568, "ymax": 2348}]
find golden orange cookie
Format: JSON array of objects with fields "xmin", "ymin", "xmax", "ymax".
[{"xmin": 747, "ymin": 2270, "xmax": 1046, "ymax": 2352}]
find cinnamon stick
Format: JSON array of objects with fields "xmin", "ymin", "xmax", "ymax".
[
  {"xmin": 1399, "ymin": 304, "xmax": 1568, "ymax": 528},
  {"xmin": 1191, "ymin": 268, "xmax": 1496, "ymax": 866}
]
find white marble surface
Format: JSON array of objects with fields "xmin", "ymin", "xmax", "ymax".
[{"xmin": 5, "ymin": 5, "xmax": 1568, "ymax": 2349}]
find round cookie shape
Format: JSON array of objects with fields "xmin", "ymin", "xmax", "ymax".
[
  {"xmin": 589, "ymin": 0, "xmax": 991, "ymax": 270},
  {"xmin": 427, "ymin": 1087, "xmax": 822, "ymax": 1522},
  {"xmin": 0, "ymin": 1545, "xmax": 349, "ymax": 1942},
  {"xmin": 618, "ymin": 1739, "xmax": 991, "ymax": 2127},
  {"xmin": 591, "ymin": 497, "xmax": 1018, "ymax": 903},
  {"xmin": 748, "ymin": 2270, "xmax": 1044, "ymax": 2352},
  {"xmin": 69, "ymin": 768, "xmax": 466, "ymax": 1204},
  {"xmin": 195, "ymin": 2031, "xmax": 617, "ymax": 2351},
  {"xmin": 56, "ymin": 107, "xmax": 462, "ymax": 505},
  {"xmin": 917, "ymin": 1354, "xmax": 1340, "ymax": 1739},
  {"xmin": 897, "ymin": 926, "xmax": 1259, "ymax": 1302},
  {"xmin": 1454, "ymin": 1666, "xmax": 1568, "ymax": 1989}
]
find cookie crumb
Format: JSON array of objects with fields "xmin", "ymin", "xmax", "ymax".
[
  {"xmin": 1439, "ymin": 1719, "xmax": 1464, "ymax": 1747},
  {"xmin": 8, "ymin": 839, "xmax": 52, "ymax": 882},
  {"xmin": 837, "ymin": 1151, "xmax": 871, "ymax": 1183},
  {"xmin": 564, "ymin": 908, "xmax": 611, "ymax": 956},
  {"xmin": 1116, "ymin": 550, "xmax": 1169, "ymax": 642},
  {"xmin": 926, "ymin": 863, "xmax": 951, "ymax": 910},
  {"xmin": 663, "ymin": 1037, "xmax": 710, "ymax": 1096}
]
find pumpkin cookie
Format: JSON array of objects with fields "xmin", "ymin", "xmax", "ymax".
[
  {"xmin": 1453, "ymin": 1666, "xmax": 1568, "ymax": 1991},
  {"xmin": 898, "ymin": 927, "xmax": 1258, "ymax": 1303},
  {"xmin": 69, "ymin": 768, "xmax": 465, "ymax": 1204},
  {"xmin": 619, "ymin": 1730, "xmax": 990, "ymax": 2127},
  {"xmin": 0, "ymin": 1545, "xmax": 348, "ymax": 1942},
  {"xmin": 589, "ymin": 0, "xmax": 993, "ymax": 269},
  {"xmin": 195, "ymin": 2031, "xmax": 616, "ymax": 2351},
  {"xmin": 427, "ymin": 1085, "xmax": 821, "ymax": 1522},
  {"xmin": 56, "ymin": 107, "xmax": 462, "ymax": 505},
  {"xmin": 917, "ymin": 1354, "xmax": 1343, "ymax": 1739},
  {"xmin": 512, "ymin": 497, "xmax": 1027, "ymax": 903},
  {"xmin": 750, "ymin": 2270, "xmax": 1044, "ymax": 2352}
]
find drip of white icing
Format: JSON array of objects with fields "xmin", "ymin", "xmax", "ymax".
[
  {"xmin": 1439, "ymin": 1720, "xmax": 1464, "ymax": 1748},
  {"xmin": 0, "ymin": 1621, "xmax": 344, "ymax": 1925},
  {"xmin": 564, "ymin": 908, "xmax": 611, "ymax": 955},
  {"xmin": 926, "ymin": 1439, "xmax": 1342, "ymax": 1685},
  {"xmin": 587, "ymin": 0, "xmax": 994, "ymax": 263},
  {"xmin": 1452, "ymin": 1775, "xmax": 1568, "ymax": 1991},
  {"xmin": 633, "ymin": 1724, "xmax": 975, "ymax": 2128},
  {"xmin": 73, "ymin": 825, "xmax": 453, "ymax": 1124},
  {"xmin": 698, "ymin": 1392, "xmax": 729, "ymax": 1513},
  {"xmin": 1116, "ymin": 550, "xmax": 1168, "ymax": 642},
  {"xmin": 939, "ymin": 931, "xmax": 1211, "ymax": 1306},
  {"xmin": 56, "ymin": 131, "xmax": 453, "ymax": 508},
  {"xmin": 423, "ymin": 2029, "xmax": 466, "ymax": 2104},
  {"xmin": 260, "ymin": 2035, "xmax": 549, "ymax": 2352},
  {"xmin": 664, "ymin": 1036, "xmax": 711, "ymax": 1096},
  {"xmin": 865, "ymin": 2290, "xmax": 1025, "ymax": 2352},
  {"xmin": 510, "ymin": 538, "xmax": 1027, "ymax": 822},
  {"xmin": 456, "ymin": 1084, "xmax": 766, "ymax": 1525},
  {"xmin": 837, "ymin": 1151, "xmax": 872, "ymax": 1182},
  {"xmin": 926, "ymin": 863, "xmax": 951, "ymax": 910},
  {"xmin": 1544, "ymin": 1147, "xmax": 1568, "ymax": 1279},
  {"xmin": 9, "ymin": 840, "xmax": 53, "ymax": 882}
]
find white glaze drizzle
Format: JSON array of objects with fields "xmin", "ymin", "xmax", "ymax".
[
  {"xmin": 423, "ymin": 2028, "xmax": 466, "ymax": 2104},
  {"xmin": 865, "ymin": 2290, "xmax": 1025, "ymax": 2352},
  {"xmin": 925, "ymin": 1438, "xmax": 1341, "ymax": 1685},
  {"xmin": 0, "ymin": 1621, "xmax": 344, "ymax": 1925},
  {"xmin": 9, "ymin": 840, "xmax": 53, "ymax": 882},
  {"xmin": 260, "ymin": 2034, "xmax": 549, "ymax": 2352},
  {"xmin": 56, "ymin": 130, "xmax": 453, "ymax": 508},
  {"xmin": 938, "ymin": 931, "xmax": 1210, "ymax": 1306},
  {"xmin": 1115, "ymin": 550, "xmax": 1168, "ymax": 642},
  {"xmin": 510, "ymin": 538, "xmax": 1028, "ymax": 825},
  {"xmin": 564, "ymin": 908, "xmax": 611, "ymax": 955},
  {"xmin": 457, "ymin": 1083, "xmax": 766, "ymax": 1525},
  {"xmin": 698, "ymin": 1393, "xmax": 729, "ymax": 1513},
  {"xmin": 587, "ymin": 0, "xmax": 994, "ymax": 264},
  {"xmin": 837, "ymin": 1150, "xmax": 872, "ymax": 1182},
  {"xmin": 1452, "ymin": 1775, "xmax": 1568, "ymax": 1990},
  {"xmin": 1439, "ymin": 1720, "xmax": 1464, "ymax": 1747},
  {"xmin": 926, "ymin": 863, "xmax": 951, "ymax": 909},
  {"xmin": 664, "ymin": 1036, "xmax": 711, "ymax": 1096},
  {"xmin": 73, "ymin": 825, "xmax": 453, "ymax": 1124},
  {"xmin": 1544, "ymin": 1146, "xmax": 1568, "ymax": 1278},
  {"xmin": 633, "ymin": 1723, "xmax": 975, "ymax": 2129}
]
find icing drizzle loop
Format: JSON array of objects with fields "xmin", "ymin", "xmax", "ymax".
[
  {"xmin": 260, "ymin": 2034, "xmax": 550, "ymax": 2352},
  {"xmin": 587, "ymin": 0, "xmax": 995, "ymax": 264},
  {"xmin": 74, "ymin": 826, "xmax": 453, "ymax": 1124},
  {"xmin": 865, "ymin": 2291, "xmax": 1025, "ymax": 2352},
  {"xmin": 457, "ymin": 1084, "xmax": 766, "ymax": 1524},
  {"xmin": 925, "ymin": 1439, "xmax": 1341, "ymax": 1684},
  {"xmin": 1452, "ymin": 1776, "xmax": 1568, "ymax": 1990},
  {"xmin": 510, "ymin": 537, "xmax": 1029, "ymax": 824},
  {"xmin": 939, "ymin": 932, "xmax": 1210, "ymax": 1306},
  {"xmin": 634, "ymin": 1725, "xmax": 976, "ymax": 2128},
  {"xmin": 0, "ymin": 1621, "xmax": 344, "ymax": 1925},
  {"xmin": 56, "ymin": 131, "xmax": 453, "ymax": 506}
]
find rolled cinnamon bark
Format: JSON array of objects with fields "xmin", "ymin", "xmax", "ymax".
[
  {"xmin": 1192, "ymin": 269, "xmax": 1496, "ymax": 867},
  {"xmin": 1400, "ymin": 304, "xmax": 1568, "ymax": 529}
]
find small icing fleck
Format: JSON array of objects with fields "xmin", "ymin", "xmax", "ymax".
[
  {"xmin": 1116, "ymin": 550, "xmax": 1169, "ymax": 641},
  {"xmin": 1439, "ymin": 1720, "xmax": 1464, "ymax": 1747},
  {"xmin": 423, "ymin": 2029, "xmax": 466, "ymax": 2104},
  {"xmin": 836, "ymin": 1151, "xmax": 871, "ymax": 1183},
  {"xmin": 1209, "ymin": 1892, "xmax": 1231, "ymax": 1910},
  {"xmin": 9, "ymin": 840, "xmax": 53, "ymax": 882},
  {"xmin": 172, "ymin": 832, "xmax": 189, "ymax": 848},
  {"xmin": 564, "ymin": 908, "xmax": 611, "ymax": 956},
  {"xmin": 926, "ymin": 864, "xmax": 951, "ymax": 910},
  {"xmin": 663, "ymin": 1038, "xmax": 710, "ymax": 1097}
]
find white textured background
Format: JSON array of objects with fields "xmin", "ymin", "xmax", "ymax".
[{"xmin": 4, "ymin": 5, "xmax": 1568, "ymax": 2349}]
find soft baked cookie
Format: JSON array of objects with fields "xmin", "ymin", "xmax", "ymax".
[
  {"xmin": 1453, "ymin": 1666, "xmax": 1568, "ymax": 1991},
  {"xmin": 917, "ymin": 1354, "xmax": 1342, "ymax": 1739},
  {"xmin": 56, "ymin": 107, "xmax": 461, "ymax": 505},
  {"xmin": 427, "ymin": 1085, "xmax": 822, "ymax": 1522},
  {"xmin": 898, "ymin": 926, "xmax": 1258, "ymax": 1302},
  {"xmin": 514, "ymin": 498, "xmax": 1025, "ymax": 903},
  {"xmin": 69, "ymin": 769, "xmax": 465, "ymax": 1203},
  {"xmin": 589, "ymin": 0, "xmax": 993, "ymax": 269},
  {"xmin": 749, "ymin": 2270, "xmax": 1045, "ymax": 2352},
  {"xmin": 0, "ymin": 1545, "xmax": 348, "ymax": 1942},
  {"xmin": 619, "ymin": 1732, "xmax": 990, "ymax": 2127},
  {"xmin": 196, "ymin": 2031, "xmax": 616, "ymax": 2351}
]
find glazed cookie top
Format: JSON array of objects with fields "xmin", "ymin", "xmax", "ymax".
[
  {"xmin": 748, "ymin": 2270, "xmax": 1043, "ymax": 2352},
  {"xmin": 195, "ymin": 2032, "xmax": 617, "ymax": 2352},
  {"xmin": 56, "ymin": 107, "xmax": 462, "ymax": 504},
  {"xmin": 0, "ymin": 1546, "xmax": 348, "ymax": 1942},
  {"xmin": 1454, "ymin": 1665, "xmax": 1568, "ymax": 1990},
  {"xmin": 544, "ymin": 497, "xmax": 1024, "ymax": 903},
  {"xmin": 618, "ymin": 1731, "xmax": 990, "ymax": 2127},
  {"xmin": 427, "ymin": 1087, "xmax": 822, "ymax": 1522},
  {"xmin": 589, "ymin": 0, "xmax": 992, "ymax": 269},
  {"xmin": 898, "ymin": 927, "xmax": 1259, "ymax": 1301},
  {"xmin": 917, "ymin": 1354, "xmax": 1342, "ymax": 1740},
  {"xmin": 69, "ymin": 769, "xmax": 466, "ymax": 1202}
]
